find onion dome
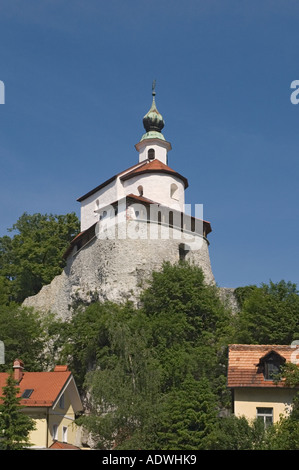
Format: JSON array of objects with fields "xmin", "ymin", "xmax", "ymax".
[{"xmin": 141, "ymin": 81, "xmax": 165, "ymax": 141}]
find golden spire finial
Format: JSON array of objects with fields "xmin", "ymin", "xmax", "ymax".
[{"xmin": 152, "ymin": 79, "xmax": 156, "ymax": 96}]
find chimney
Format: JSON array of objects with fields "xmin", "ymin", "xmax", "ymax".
[
  {"xmin": 13, "ymin": 359, "xmax": 24, "ymax": 383},
  {"xmin": 53, "ymin": 365, "xmax": 68, "ymax": 372}
]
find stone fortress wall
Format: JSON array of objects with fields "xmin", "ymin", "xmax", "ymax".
[{"xmin": 23, "ymin": 218, "xmax": 218, "ymax": 320}]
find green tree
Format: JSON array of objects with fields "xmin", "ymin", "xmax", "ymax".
[
  {"xmin": 0, "ymin": 373, "xmax": 35, "ymax": 449},
  {"xmin": 66, "ymin": 263, "xmax": 235, "ymax": 449},
  {"xmin": 0, "ymin": 305, "xmax": 47, "ymax": 372},
  {"xmin": 60, "ymin": 301, "xmax": 119, "ymax": 390},
  {"xmin": 0, "ymin": 212, "xmax": 80, "ymax": 303},
  {"xmin": 156, "ymin": 375, "xmax": 218, "ymax": 450},
  {"xmin": 141, "ymin": 262, "xmax": 232, "ymax": 346},
  {"xmin": 235, "ymin": 280, "xmax": 299, "ymax": 344},
  {"xmin": 206, "ymin": 415, "xmax": 267, "ymax": 450},
  {"xmin": 262, "ymin": 362, "xmax": 299, "ymax": 450},
  {"xmin": 72, "ymin": 301, "xmax": 162, "ymax": 449},
  {"xmin": 140, "ymin": 262, "xmax": 233, "ymax": 403},
  {"xmin": 0, "ymin": 276, "xmax": 10, "ymax": 306}
]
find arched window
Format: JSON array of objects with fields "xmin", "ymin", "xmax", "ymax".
[
  {"xmin": 137, "ymin": 185, "xmax": 143, "ymax": 197},
  {"xmin": 95, "ymin": 199, "xmax": 100, "ymax": 215},
  {"xmin": 100, "ymin": 210, "xmax": 107, "ymax": 221},
  {"xmin": 170, "ymin": 183, "xmax": 179, "ymax": 200},
  {"xmin": 148, "ymin": 148, "xmax": 155, "ymax": 160}
]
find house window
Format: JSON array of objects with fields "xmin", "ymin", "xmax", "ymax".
[
  {"xmin": 62, "ymin": 426, "xmax": 68, "ymax": 443},
  {"xmin": 148, "ymin": 148, "xmax": 155, "ymax": 160},
  {"xmin": 59, "ymin": 393, "xmax": 65, "ymax": 409},
  {"xmin": 137, "ymin": 185, "xmax": 143, "ymax": 197},
  {"xmin": 256, "ymin": 407, "xmax": 273, "ymax": 427},
  {"xmin": 264, "ymin": 360, "xmax": 280, "ymax": 380},
  {"xmin": 52, "ymin": 424, "xmax": 58, "ymax": 440},
  {"xmin": 259, "ymin": 351, "xmax": 285, "ymax": 381}
]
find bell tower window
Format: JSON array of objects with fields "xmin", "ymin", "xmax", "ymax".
[{"xmin": 148, "ymin": 148, "xmax": 155, "ymax": 160}]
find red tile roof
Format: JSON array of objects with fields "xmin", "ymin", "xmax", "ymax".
[
  {"xmin": 77, "ymin": 161, "xmax": 148, "ymax": 202},
  {"xmin": 49, "ymin": 441, "xmax": 81, "ymax": 450},
  {"xmin": 227, "ymin": 344, "xmax": 297, "ymax": 388},
  {"xmin": 0, "ymin": 367, "xmax": 72, "ymax": 407},
  {"xmin": 77, "ymin": 159, "xmax": 189, "ymax": 202},
  {"xmin": 120, "ymin": 159, "xmax": 189, "ymax": 188}
]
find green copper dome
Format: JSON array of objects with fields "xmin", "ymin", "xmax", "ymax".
[{"xmin": 141, "ymin": 82, "xmax": 165, "ymax": 141}]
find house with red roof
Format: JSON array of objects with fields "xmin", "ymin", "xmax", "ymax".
[
  {"xmin": 0, "ymin": 359, "xmax": 84, "ymax": 449},
  {"xmin": 227, "ymin": 344, "xmax": 299, "ymax": 425}
]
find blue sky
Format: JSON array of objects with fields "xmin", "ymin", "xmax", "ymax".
[{"xmin": 0, "ymin": 0, "xmax": 299, "ymax": 289}]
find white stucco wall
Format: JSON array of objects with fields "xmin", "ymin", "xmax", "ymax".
[
  {"xmin": 80, "ymin": 178, "xmax": 124, "ymax": 231},
  {"xmin": 80, "ymin": 172, "xmax": 186, "ymax": 232},
  {"xmin": 122, "ymin": 173, "xmax": 185, "ymax": 211},
  {"xmin": 135, "ymin": 138, "xmax": 171, "ymax": 165}
]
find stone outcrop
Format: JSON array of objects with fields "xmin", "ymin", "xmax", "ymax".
[{"xmin": 23, "ymin": 222, "xmax": 215, "ymax": 320}]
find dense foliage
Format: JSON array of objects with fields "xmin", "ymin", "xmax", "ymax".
[
  {"xmin": 0, "ymin": 305, "xmax": 46, "ymax": 372},
  {"xmin": 1, "ymin": 213, "xmax": 299, "ymax": 449},
  {"xmin": 0, "ymin": 212, "xmax": 80, "ymax": 303},
  {"xmin": 61, "ymin": 267, "xmax": 299, "ymax": 450},
  {"xmin": 234, "ymin": 280, "xmax": 299, "ymax": 344},
  {"xmin": 0, "ymin": 374, "xmax": 35, "ymax": 449}
]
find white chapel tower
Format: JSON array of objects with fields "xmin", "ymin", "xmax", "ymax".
[{"xmin": 78, "ymin": 82, "xmax": 188, "ymax": 231}]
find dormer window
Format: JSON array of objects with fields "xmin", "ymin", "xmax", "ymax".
[
  {"xmin": 258, "ymin": 351, "xmax": 285, "ymax": 381},
  {"xmin": 148, "ymin": 148, "xmax": 155, "ymax": 160}
]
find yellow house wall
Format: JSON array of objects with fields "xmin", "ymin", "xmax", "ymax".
[
  {"xmin": 24, "ymin": 389, "xmax": 81, "ymax": 448},
  {"xmin": 47, "ymin": 389, "xmax": 79, "ymax": 447},
  {"xmin": 234, "ymin": 387, "xmax": 297, "ymax": 423},
  {"xmin": 23, "ymin": 409, "xmax": 48, "ymax": 448}
]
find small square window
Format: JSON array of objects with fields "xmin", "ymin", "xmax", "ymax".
[{"xmin": 256, "ymin": 407, "xmax": 273, "ymax": 427}]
